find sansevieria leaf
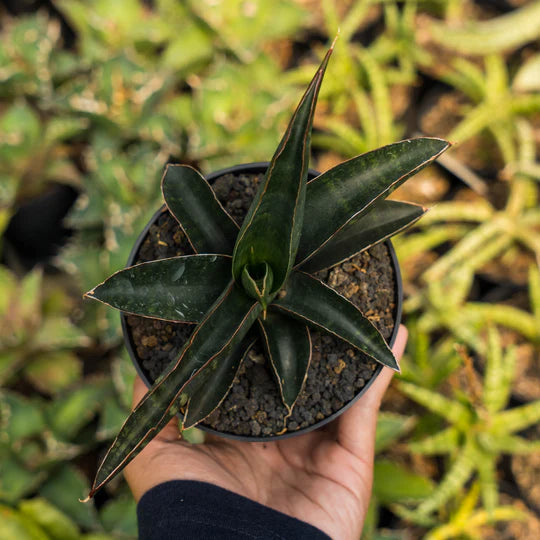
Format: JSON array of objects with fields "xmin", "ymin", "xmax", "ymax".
[
  {"xmin": 296, "ymin": 138, "xmax": 450, "ymax": 266},
  {"xmin": 299, "ymin": 200, "xmax": 426, "ymax": 273},
  {"xmin": 87, "ymin": 283, "xmax": 262, "ymax": 498},
  {"xmin": 84, "ymin": 255, "xmax": 232, "ymax": 323},
  {"xmin": 273, "ymin": 271, "xmax": 398, "ymax": 370},
  {"xmin": 182, "ymin": 336, "xmax": 257, "ymax": 429},
  {"xmin": 232, "ymin": 43, "xmax": 334, "ymax": 293},
  {"xmin": 162, "ymin": 165, "xmax": 239, "ymax": 254},
  {"xmin": 258, "ymin": 311, "xmax": 311, "ymax": 412}
]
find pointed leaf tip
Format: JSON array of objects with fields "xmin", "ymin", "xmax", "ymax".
[
  {"xmin": 273, "ymin": 271, "xmax": 397, "ymax": 370},
  {"xmin": 297, "ymin": 137, "xmax": 450, "ymax": 266},
  {"xmin": 89, "ymin": 283, "xmax": 262, "ymax": 496},
  {"xmin": 232, "ymin": 44, "xmax": 333, "ymax": 292}
]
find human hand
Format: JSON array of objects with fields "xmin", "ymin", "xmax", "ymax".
[{"xmin": 125, "ymin": 325, "xmax": 408, "ymax": 540}]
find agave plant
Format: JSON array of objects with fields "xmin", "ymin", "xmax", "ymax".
[{"xmin": 83, "ymin": 43, "xmax": 449, "ymax": 497}]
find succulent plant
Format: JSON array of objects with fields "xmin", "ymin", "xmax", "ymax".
[{"xmin": 83, "ymin": 43, "xmax": 449, "ymax": 497}]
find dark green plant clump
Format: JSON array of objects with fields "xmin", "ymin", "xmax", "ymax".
[{"xmin": 84, "ymin": 43, "xmax": 449, "ymax": 497}]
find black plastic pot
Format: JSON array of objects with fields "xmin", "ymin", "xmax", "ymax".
[{"xmin": 121, "ymin": 162, "xmax": 403, "ymax": 442}]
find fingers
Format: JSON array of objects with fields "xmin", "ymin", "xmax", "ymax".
[
  {"xmin": 131, "ymin": 376, "xmax": 182, "ymax": 442},
  {"xmin": 336, "ymin": 325, "xmax": 408, "ymax": 456}
]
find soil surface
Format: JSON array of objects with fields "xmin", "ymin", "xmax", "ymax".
[{"xmin": 126, "ymin": 171, "xmax": 397, "ymax": 437}]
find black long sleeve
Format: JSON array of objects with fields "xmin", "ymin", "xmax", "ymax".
[{"xmin": 137, "ymin": 480, "xmax": 331, "ymax": 539}]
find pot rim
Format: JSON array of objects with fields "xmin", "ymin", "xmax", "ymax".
[{"xmin": 121, "ymin": 161, "xmax": 403, "ymax": 442}]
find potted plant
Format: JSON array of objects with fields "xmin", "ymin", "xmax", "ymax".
[{"xmin": 83, "ymin": 42, "xmax": 449, "ymax": 498}]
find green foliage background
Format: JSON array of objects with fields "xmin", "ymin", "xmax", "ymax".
[{"xmin": 0, "ymin": 0, "xmax": 539, "ymax": 538}]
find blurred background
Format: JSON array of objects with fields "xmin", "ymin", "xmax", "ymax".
[{"xmin": 0, "ymin": 0, "xmax": 539, "ymax": 538}]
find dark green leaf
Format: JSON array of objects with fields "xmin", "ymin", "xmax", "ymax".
[
  {"xmin": 300, "ymin": 201, "xmax": 426, "ymax": 272},
  {"xmin": 232, "ymin": 44, "xmax": 334, "ymax": 292},
  {"xmin": 296, "ymin": 138, "xmax": 449, "ymax": 265},
  {"xmin": 241, "ymin": 262, "xmax": 274, "ymax": 310},
  {"xmin": 258, "ymin": 311, "xmax": 311, "ymax": 412},
  {"xmin": 182, "ymin": 336, "xmax": 256, "ymax": 429},
  {"xmin": 162, "ymin": 165, "xmax": 239, "ymax": 254},
  {"xmin": 88, "ymin": 283, "xmax": 261, "ymax": 498},
  {"xmin": 272, "ymin": 271, "xmax": 398, "ymax": 370},
  {"xmin": 85, "ymin": 255, "xmax": 232, "ymax": 323}
]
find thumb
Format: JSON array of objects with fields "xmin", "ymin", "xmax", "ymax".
[{"xmin": 336, "ymin": 325, "xmax": 408, "ymax": 456}]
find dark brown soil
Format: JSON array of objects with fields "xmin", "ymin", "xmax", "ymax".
[{"xmin": 125, "ymin": 171, "xmax": 397, "ymax": 437}]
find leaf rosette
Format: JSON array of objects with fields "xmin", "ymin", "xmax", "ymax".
[{"xmin": 84, "ymin": 42, "xmax": 450, "ymax": 497}]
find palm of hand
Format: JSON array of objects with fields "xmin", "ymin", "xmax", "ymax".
[{"xmin": 125, "ymin": 327, "xmax": 406, "ymax": 540}]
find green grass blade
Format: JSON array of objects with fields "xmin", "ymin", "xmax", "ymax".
[
  {"xmin": 296, "ymin": 138, "xmax": 449, "ymax": 266},
  {"xmin": 87, "ymin": 283, "xmax": 261, "ymax": 498},
  {"xmin": 398, "ymin": 381, "xmax": 470, "ymax": 426},
  {"xmin": 272, "ymin": 270, "xmax": 397, "ymax": 370},
  {"xmin": 299, "ymin": 200, "xmax": 426, "ymax": 273},
  {"xmin": 483, "ymin": 327, "xmax": 514, "ymax": 414},
  {"xmin": 429, "ymin": 2, "xmax": 540, "ymax": 55},
  {"xmin": 232, "ymin": 43, "xmax": 334, "ymax": 292},
  {"xmin": 258, "ymin": 311, "xmax": 311, "ymax": 412},
  {"xmin": 84, "ymin": 255, "xmax": 232, "ymax": 323},
  {"xmin": 413, "ymin": 440, "xmax": 476, "ymax": 517},
  {"xmin": 477, "ymin": 454, "xmax": 498, "ymax": 515},
  {"xmin": 492, "ymin": 400, "xmax": 540, "ymax": 434},
  {"xmin": 409, "ymin": 427, "xmax": 461, "ymax": 455},
  {"xmin": 530, "ymin": 264, "xmax": 540, "ymax": 326},
  {"xmin": 480, "ymin": 434, "xmax": 540, "ymax": 454},
  {"xmin": 162, "ymin": 165, "xmax": 239, "ymax": 254}
]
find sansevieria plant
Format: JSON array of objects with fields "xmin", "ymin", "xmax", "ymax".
[{"xmin": 83, "ymin": 42, "xmax": 449, "ymax": 498}]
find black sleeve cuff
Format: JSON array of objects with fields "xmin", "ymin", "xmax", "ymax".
[{"xmin": 137, "ymin": 480, "xmax": 331, "ymax": 540}]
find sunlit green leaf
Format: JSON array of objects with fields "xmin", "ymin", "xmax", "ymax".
[
  {"xmin": 373, "ymin": 460, "xmax": 434, "ymax": 504},
  {"xmin": 46, "ymin": 380, "xmax": 112, "ymax": 441},
  {"xmin": 24, "ymin": 352, "xmax": 82, "ymax": 396},
  {"xmin": 19, "ymin": 498, "xmax": 79, "ymax": 540},
  {"xmin": 0, "ymin": 504, "xmax": 48, "ymax": 540}
]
